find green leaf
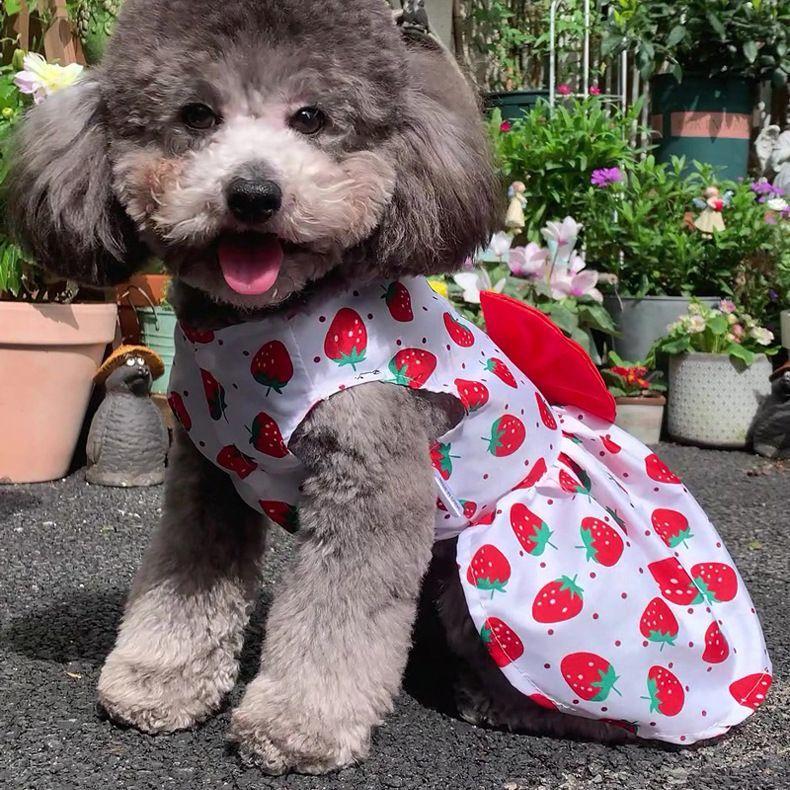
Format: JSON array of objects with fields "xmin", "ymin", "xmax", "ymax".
[
  {"xmin": 4, "ymin": 0, "xmax": 21, "ymax": 14},
  {"xmin": 743, "ymin": 41, "xmax": 759, "ymax": 64},
  {"xmin": 708, "ymin": 314, "xmax": 729, "ymax": 335},
  {"xmin": 706, "ymin": 12, "xmax": 726, "ymax": 39},
  {"xmin": 667, "ymin": 25, "xmax": 686, "ymax": 47},
  {"xmin": 727, "ymin": 344, "xmax": 756, "ymax": 367}
]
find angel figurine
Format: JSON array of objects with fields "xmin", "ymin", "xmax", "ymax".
[
  {"xmin": 505, "ymin": 180, "xmax": 527, "ymax": 232},
  {"xmin": 693, "ymin": 186, "xmax": 732, "ymax": 235}
]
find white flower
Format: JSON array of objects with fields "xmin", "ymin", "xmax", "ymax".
[
  {"xmin": 14, "ymin": 53, "xmax": 84, "ymax": 104},
  {"xmin": 452, "ymin": 269, "xmax": 505, "ymax": 304},
  {"xmin": 508, "ymin": 242, "xmax": 548, "ymax": 277},
  {"xmin": 767, "ymin": 197, "xmax": 788, "ymax": 212},
  {"xmin": 688, "ymin": 315, "xmax": 706, "ymax": 333},
  {"xmin": 688, "ymin": 302, "xmax": 702, "ymax": 315},
  {"xmin": 750, "ymin": 326, "xmax": 774, "ymax": 346},
  {"xmin": 487, "ymin": 231, "xmax": 513, "ymax": 260},
  {"xmin": 541, "ymin": 217, "xmax": 582, "ymax": 266}
]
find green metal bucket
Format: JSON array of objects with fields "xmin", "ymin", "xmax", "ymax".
[
  {"xmin": 486, "ymin": 89, "xmax": 550, "ymax": 121},
  {"xmin": 650, "ymin": 74, "xmax": 754, "ymax": 180},
  {"xmin": 137, "ymin": 306, "xmax": 177, "ymax": 395}
]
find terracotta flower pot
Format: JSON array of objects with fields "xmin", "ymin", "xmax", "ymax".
[
  {"xmin": 116, "ymin": 273, "xmax": 170, "ymax": 344},
  {"xmin": 615, "ymin": 395, "xmax": 666, "ymax": 446},
  {"xmin": 0, "ymin": 301, "xmax": 118, "ymax": 484}
]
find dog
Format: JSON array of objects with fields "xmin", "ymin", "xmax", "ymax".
[{"xmin": 6, "ymin": 0, "xmax": 772, "ymax": 774}]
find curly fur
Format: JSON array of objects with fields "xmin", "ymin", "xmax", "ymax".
[{"xmin": 2, "ymin": 0, "xmax": 612, "ymax": 776}]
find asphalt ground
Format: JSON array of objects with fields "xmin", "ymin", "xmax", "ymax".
[{"xmin": 1, "ymin": 444, "xmax": 788, "ymax": 790}]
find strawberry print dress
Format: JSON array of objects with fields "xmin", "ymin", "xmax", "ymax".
[{"xmin": 169, "ymin": 276, "xmax": 771, "ymax": 745}]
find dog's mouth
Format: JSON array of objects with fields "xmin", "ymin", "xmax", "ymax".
[{"xmin": 216, "ymin": 233, "xmax": 284, "ymax": 296}]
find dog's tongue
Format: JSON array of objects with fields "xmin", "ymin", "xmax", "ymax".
[{"xmin": 218, "ymin": 235, "xmax": 283, "ymax": 295}]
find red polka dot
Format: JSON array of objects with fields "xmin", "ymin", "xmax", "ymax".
[
  {"xmin": 615, "ymin": 640, "xmax": 621, "ymax": 647},
  {"xmin": 601, "ymin": 706, "xmax": 608, "ymax": 712},
  {"xmin": 653, "ymin": 487, "xmax": 659, "ymax": 493},
  {"xmin": 482, "ymin": 473, "xmax": 489, "ymax": 480},
  {"xmin": 599, "ymin": 451, "xmax": 605, "ymax": 457},
  {"xmin": 638, "ymin": 567, "xmax": 644, "ymax": 574},
  {"xmin": 544, "ymin": 663, "xmax": 551, "ymax": 669},
  {"xmin": 519, "ymin": 550, "xmax": 524, "ymax": 557},
  {"xmin": 701, "ymin": 710, "xmax": 707, "ymax": 717},
  {"xmin": 642, "ymin": 640, "xmax": 648, "ymax": 647},
  {"xmin": 540, "ymin": 562, "xmax": 546, "ymax": 569},
  {"xmin": 668, "ymin": 662, "xmax": 674, "ymax": 669},
  {"xmin": 644, "ymin": 530, "xmax": 651, "ymax": 536},
  {"xmin": 547, "ymin": 499, "xmax": 554, "ymax": 505},
  {"xmin": 621, "ymin": 592, "xmax": 627, "ymax": 599},
  {"xmin": 547, "ymin": 629, "xmax": 554, "ymax": 636},
  {"xmin": 589, "ymin": 572, "xmax": 597, "ymax": 579},
  {"xmin": 573, "ymin": 699, "xmax": 579, "ymax": 705},
  {"xmin": 707, "ymin": 667, "xmax": 712, "ymax": 673},
  {"xmin": 688, "ymin": 641, "xmax": 694, "ymax": 648},
  {"xmin": 680, "ymin": 736, "xmax": 686, "ymax": 742},
  {"xmin": 592, "ymin": 613, "xmax": 599, "ymax": 620},
  {"xmin": 396, "ymin": 339, "xmax": 402, "ymax": 346},
  {"xmin": 650, "ymin": 722, "xmax": 656, "ymax": 727},
  {"xmin": 313, "ymin": 356, "xmax": 321, "ymax": 363},
  {"xmin": 319, "ymin": 316, "xmax": 326, "ymax": 322},
  {"xmin": 687, "ymin": 608, "xmax": 694, "ymax": 614},
  {"xmin": 623, "ymin": 472, "xmax": 629, "ymax": 478}
]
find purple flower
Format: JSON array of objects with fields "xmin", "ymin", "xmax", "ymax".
[
  {"xmin": 750, "ymin": 179, "xmax": 784, "ymax": 203},
  {"xmin": 590, "ymin": 167, "xmax": 624, "ymax": 188},
  {"xmin": 769, "ymin": 289, "xmax": 779, "ymax": 302}
]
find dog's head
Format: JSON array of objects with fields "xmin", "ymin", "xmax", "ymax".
[{"xmin": 5, "ymin": 0, "xmax": 499, "ymax": 308}]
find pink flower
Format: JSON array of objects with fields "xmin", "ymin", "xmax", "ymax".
[
  {"xmin": 731, "ymin": 324, "xmax": 745, "ymax": 339},
  {"xmin": 719, "ymin": 298, "xmax": 736, "ymax": 314},
  {"xmin": 557, "ymin": 83, "xmax": 572, "ymax": 96},
  {"xmin": 549, "ymin": 254, "xmax": 603, "ymax": 303},
  {"xmin": 500, "ymin": 120, "xmax": 512, "ymax": 132},
  {"xmin": 508, "ymin": 242, "xmax": 548, "ymax": 278},
  {"xmin": 589, "ymin": 85, "xmax": 601, "ymax": 95},
  {"xmin": 591, "ymin": 167, "xmax": 624, "ymax": 188}
]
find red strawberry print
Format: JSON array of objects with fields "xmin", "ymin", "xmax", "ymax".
[
  {"xmin": 454, "ymin": 378, "xmax": 489, "ymax": 412},
  {"xmin": 514, "ymin": 457, "xmax": 548, "ymax": 489},
  {"xmin": 247, "ymin": 411, "xmax": 288, "ymax": 458},
  {"xmin": 259, "ymin": 500, "xmax": 299, "ymax": 533},
  {"xmin": 601, "ymin": 434, "xmax": 621, "ymax": 453},
  {"xmin": 167, "ymin": 392, "xmax": 191, "ymax": 431},
  {"xmin": 562, "ymin": 430, "xmax": 582, "ymax": 445},
  {"xmin": 216, "ymin": 445, "xmax": 257, "ymax": 479},
  {"xmin": 180, "ymin": 323, "xmax": 215, "ymax": 343},
  {"xmin": 250, "ymin": 340, "xmax": 293, "ymax": 394},
  {"xmin": 690, "ymin": 562, "xmax": 738, "ymax": 603},
  {"xmin": 702, "ymin": 621, "xmax": 730, "ymax": 663},
  {"xmin": 480, "ymin": 617, "xmax": 524, "ymax": 667},
  {"xmin": 484, "ymin": 357, "xmax": 517, "ymax": 388},
  {"xmin": 651, "ymin": 508, "xmax": 693, "ymax": 549},
  {"xmin": 648, "ymin": 557, "xmax": 699, "ymax": 605},
  {"xmin": 382, "ymin": 282, "xmax": 413, "ymax": 322},
  {"xmin": 639, "ymin": 598, "xmax": 679, "ymax": 649},
  {"xmin": 645, "ymin": 453, "xmax": 681, "ymax": 484},
  {"xmin": 200, "ymin": 369, "xmax": 227, "ymax": 421},
  {"xmin": 558, "ymin": 454, "xmax": 592, "ymax": 495},
  {"xmin": 389, "ymin": 348, "xmax": 437, "ymax": 389},
  {"xmin": 443, "ymin": 312, "xmax": 475, "ymax": 347},
  {"xmin": 577, "ymin": 517, "xmax": 624, "ymax": 567},
  {"xmin": 729, "ymin": 673, "xmax": 772, "ymax": 710},
  {"xmin": 561, "ymin": 652, "xmax": 620, "ymax": 701},
  {"xmin": 486, "ymin": 415, "xmax": 526, "ymax": 457},
  {"xmin": 529, "ymin": 693, "xmax": 558, "ymax": 711},
  {"xmin": 532, "ymin": 575, "xmax": 584, "ymax": 623},
  {"xmin": 472, "ymin": 511, "xmax": 496, "ymax": 527},
  {"xmin": 466, "ymin": 544, "xmax": 511, "ymax": 597},
  {"xmin": 510, "ymin": 503, "xmax": 555, "ymax": 555},
  {"xmin": 535, "ymin": 392, "xmax": 558, "ymax": 430},
  {"xmin": 436, "ymin": 497, "xmax": 447, "ymax": 512},
  {"xmin": 461, "ymin": 500, "xmax": 477, "ymax": 520},
  {"xmin": 430, "ymin": 442, "xmax": 458, "ymax": 480},
  {"xmin": 644, "ymin": 665, "xmax": 684, "ymax": 716},
  {"xmin": 324, "ymin": 308, "xmax": 367, "ymax": 370}
]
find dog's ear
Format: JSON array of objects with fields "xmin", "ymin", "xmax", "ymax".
[
  {"xmin": 3, "ymin": 76, "xmax": 146, "ymax": 286},
  {"xmin": 372, "ymin": 37, "xmax": 501, "ymax": 275}
]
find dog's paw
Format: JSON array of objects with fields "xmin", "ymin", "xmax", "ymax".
[
  {"xmin": 97, "ymin": 650, "xmax": 230, "ymax": 734},
  {"xmin": 228, "ymin": 683, "xmax": 369, "ymax": 775}
]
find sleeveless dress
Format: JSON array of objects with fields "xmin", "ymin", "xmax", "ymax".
[{"xmin": 168, "ymin": 276, "xmax": 772, "ymax": 745}]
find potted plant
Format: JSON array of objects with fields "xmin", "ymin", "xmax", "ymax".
[
  {"xmin": 0, "ymin": 50, "xmax": 117, "ymax": 483},
  {"xmin": 601, "ymin": 352, "xmax": 666, "ymax": 445},
  {"xmin": 603, "ymin": 0, "xmax": 789, "ymax": 178},
  {"xmin": 440, "ymin": 216, "xmax": 617, "ymax": 360},
  {"xmin": 651, "ymin": 299, "xmax": 778, "ymax": 448}
]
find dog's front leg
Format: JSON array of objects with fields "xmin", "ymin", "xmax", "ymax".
[
  {"xmin": 97, "ymin": 429, "xmax": 266, "ymax": 733},
  {"xmin": 229, "ymin": 383, "xmax": 437, "ymax": 774}
]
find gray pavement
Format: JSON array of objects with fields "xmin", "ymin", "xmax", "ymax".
[{"xmin": 1, "ymin": 444, "xmax": 788, "ymax": 790}]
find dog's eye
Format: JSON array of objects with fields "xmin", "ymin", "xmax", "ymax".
[
  {"xmin": 181, "ymin": 103, "xmax": 220, "ymax": 130},
  {"xmin": 289, "ymin": 106, "xmax": 326, "ymax": 135}
]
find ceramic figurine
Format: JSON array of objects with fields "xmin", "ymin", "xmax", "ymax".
[
  {"xmin": 86, "ymin": 345, "xmax": 169, "ymax": 486},
  {"xmin": 505, "ymin": 180, "xmax": 527, "ymax": 232},
  {"xmin": 693, "ymin": 186, "xmax": 730, "ymax": 235},
  {"xmin": 769, "ymin": 127, "xmax": 790, "ymax": 196},
  {"xmin": 751, "ymin": 363, "xmax": 790, "ymax": 459}
]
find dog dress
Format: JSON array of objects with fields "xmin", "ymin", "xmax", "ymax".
[{"xmin": 168, "ymin": 276, "xmax": 772, "ymax": 745}]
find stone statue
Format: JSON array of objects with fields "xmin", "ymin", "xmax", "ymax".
[
  {"xmin": 754, "ymin": 123, "xmax": 790, "ymax": 196},
  {"xmin": 751, "ymin": 363, "xmax": 790, "ymax": 459},
  {"xmin": 86, "ymin": 345, "xmax": 169, "ymax": 486}
]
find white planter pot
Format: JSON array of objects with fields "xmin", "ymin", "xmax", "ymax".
[
  {"xmin": 781, "ymin": 309, "xmax": 790, "ymax": 350},
  {"xmin": 615, "ymin": 396, "xmax": 666, "ymax": 445},
  {"xmin": 668, "ymin": 352, "xmax": 772, "ymax": 448}
]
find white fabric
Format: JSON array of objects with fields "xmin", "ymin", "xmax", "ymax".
[{"xmin": 169, "ymin": 276, "xmax": 771, "ymax": 744}]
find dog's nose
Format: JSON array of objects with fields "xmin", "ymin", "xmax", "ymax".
[{"xmin": 226, "ymin": 177, "xmax": 282, "ymax": 224}]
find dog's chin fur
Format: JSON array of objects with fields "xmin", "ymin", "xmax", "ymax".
[{"xmin": 2, "ymin": 0, "xmax": 623, "ymax": 776}]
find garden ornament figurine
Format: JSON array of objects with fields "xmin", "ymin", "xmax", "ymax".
[
  {"xmin": 505, "ymin": 180, "xmax": 527, "ymax": 232},
  {"xmin": 86, "ymin": 345, "xmax": 169, "ymax": 487},
  {"xmin": 5, "ymin": 0, "xmax": 772, "ymax": 775},
  {"xmin": 769, "ymin": 127, "xmax": 790, "ymax": 196},
  {"xmin": 751, "ymin": 362, "xmax": 790, "ymax": 460},
  {"xmin": 693, "ymin": 186, "xmax": 730, "ymax": 235}
]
